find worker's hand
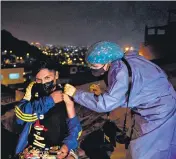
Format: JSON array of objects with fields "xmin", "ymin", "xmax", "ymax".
[
  {"xmin": 64, "ymin": 84, "xmax": 77, "ymax": 97},
  {"xmin": 50, "ymin": 91, "xmax": 63, "ymax": 103},
  {"xmin": 89, "ymin": 83, "xmax": 102, "ymax": 95},
  {"xmin": 57, "ymin": 144, "xmax": 69, "ymax": 159}
]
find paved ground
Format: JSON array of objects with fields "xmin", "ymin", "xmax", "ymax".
[{"xmin": 111, "ymin": 144, "xmax": 126, "ymax": 159}]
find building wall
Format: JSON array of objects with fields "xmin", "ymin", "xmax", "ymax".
[{"xmin": 1, "ymin": 68, "xmax": 24, "ymax": 85}]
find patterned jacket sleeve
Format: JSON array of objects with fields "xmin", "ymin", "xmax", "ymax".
[
  {"xmin": 62, "ymin": 116, "xmax": 82, "ymax": 151},
  {"xmin": 15, "ymin": 82, "xmax": 55, "ymax": 125}
]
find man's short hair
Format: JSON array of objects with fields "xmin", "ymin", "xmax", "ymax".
[{"xmin": 32, "ymin": 59, "xmax": 58, "ymax": 76}]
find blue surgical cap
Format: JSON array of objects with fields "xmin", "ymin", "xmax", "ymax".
[{"xmin": 86, "ymin": 41, "xmax": 124, "ymax": 64}]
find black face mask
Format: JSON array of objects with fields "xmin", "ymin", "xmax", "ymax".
[
  {"xmin": 43, "ymin": 80, "xmax": 56, "ymax": 94},
  {"xmin": 35, "ymin": 80, "xmax": 56, "ymax": 96},
  {"xmin": 91, "ymin": 65, "xmax": 106, "ymax": 77}
]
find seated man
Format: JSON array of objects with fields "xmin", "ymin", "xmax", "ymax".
[{"xmin": 14, "ymin": 60, "xmax": 82, "ymax": 159}]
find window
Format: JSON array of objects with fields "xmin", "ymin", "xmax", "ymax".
[
  {"xmin": 158, "ymin": 29, "xmax": 165, "ymax": 35},
  {"xmin": 9, "ymin": 73, "xmax": 20, "ymax": 79},
  {"xmin": 70, "ymin": 67, "xmax": 78, "ymax": 74},
  {"xmin": 148, "ymin": 29, "xmax": 155, "ymax": 35},
  {"xmin": 0, "ymin": 74, "xmax": 3, "ymax": 80}
]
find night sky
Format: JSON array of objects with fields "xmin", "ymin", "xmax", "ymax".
[{"xmin": 2, "ymin": 1, "xmax": 176, "ymax": 48}]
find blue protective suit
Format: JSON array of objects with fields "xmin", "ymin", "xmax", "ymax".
[{"xmin": 73, "ymin": 52, "xmax": 176, "ymax": 159}]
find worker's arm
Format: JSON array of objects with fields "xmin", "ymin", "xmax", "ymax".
[{"xmin": 73, "ymin": 66, "xmax": 129, "ymax": 113}]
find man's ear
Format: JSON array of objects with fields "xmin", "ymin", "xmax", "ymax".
[{"xmin": 55, "ymin": 71, "xmax": 59, "ymax": 79}]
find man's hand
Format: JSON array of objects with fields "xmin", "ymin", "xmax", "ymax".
[
  {"xmin": 50, "ymin": 91, "xmax": 63, "ymax": 103},
  {"xmin": 57, "ymin": 144, "xmax": 69, "ymax": 159},
  {"xmin": 64, "ymin": 84, "xmax": 77, "ymax": 97}
]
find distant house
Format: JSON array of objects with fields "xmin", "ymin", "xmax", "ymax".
[{"xmin": 144, "ymin": 9, "xmax": 176, "ymax": 59}]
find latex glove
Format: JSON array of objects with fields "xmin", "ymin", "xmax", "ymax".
[
  {"xmin": 89, "ymin": 83, "xmax": 102, "ymax": 95},
  {"xmin": 23, "ymin": 81, "xmax": 36, "ymax": 101},
  {"xmin": 57, "ymin": 144, "xmax": 69, "ymax": 159},
  {"xmin": 64, "ymin": 84, "xmax": 77, "ymax": 97}
]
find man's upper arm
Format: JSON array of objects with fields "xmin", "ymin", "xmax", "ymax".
[
  {"xmin": 15, "ymin": 96, "xmax": 55, "ymax": 124},
  {"xmin": 15, "ymin": 99, "xmax": 38, "ymax": 124}
]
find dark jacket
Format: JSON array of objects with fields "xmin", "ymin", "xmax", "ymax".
[{"xmin": 15, "ymin": 82, "xmax": 82, "ymax": 154}]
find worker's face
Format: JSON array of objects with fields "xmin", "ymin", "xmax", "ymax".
[
  {"xmin": 89, "ymin": 64, "xmax": 110, "ymax": 77},
  {"xmin": 35, "ymin": 69, "xmax": 59, "ymax": 94}
]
